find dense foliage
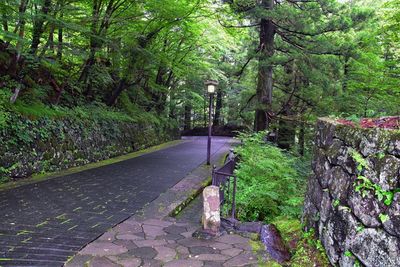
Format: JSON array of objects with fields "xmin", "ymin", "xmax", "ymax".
[
  {"xmin": 0, "ymin": 0, "xmax": 238, "ymax": 129},
  {"xmin": 0, "ymin": 0, "xmax": 398, "ymax": 135},
  {"xmin": 234, "ymin": 132, "xmax": 307, "ymax": 222}
]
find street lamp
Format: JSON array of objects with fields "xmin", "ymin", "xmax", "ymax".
[{"xmin": 205, "ymin": 80, "xmax": 219, "ymax": 165}]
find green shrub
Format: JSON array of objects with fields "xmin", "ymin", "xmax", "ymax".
[
  {"xmin": 13, "ymin": 101, "xmax": 66, "ymax": 118},
  {"xmin": 234, "ymin": 131, "xmax": 307, "ymax": 222},
  {"xmin": 0, "ymin": 90, "xmax": 11, "ymax": 128},
  {"xmin": 10, "ymin": 100, "xmax": 134, "ymax": 123}
]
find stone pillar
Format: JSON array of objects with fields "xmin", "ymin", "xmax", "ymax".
[{"xmin": 202, "ymin": 186, "xmax": 220, "ymax": 235}]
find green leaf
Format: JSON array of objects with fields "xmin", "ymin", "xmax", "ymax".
[{"xmin": 379, "ymin": 213, "xmax": 390, "ymax": 223}]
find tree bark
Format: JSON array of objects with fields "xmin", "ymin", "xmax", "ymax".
[
  {"xmin": 15, "ymin": 0, "xmax": 29, "ymax": 61},
  {"xmin": 299, "ymin": 121, "xmax": 305, "ymax": 156},
  {"xmin": 57, "ymin": 11, "xmax": 63, "ymax": 60},
  {"xmin": 48, "ymin": 24, "xmax": 55, "ymax": 53},
  {"xmin": 38, "ymin": 22, "xmax": 56, "ymax": 58},
  {"xmin": 203, "ymin": 93, "xmax": 207, "ymax": 127},
  {"xmin": 277, "ymin": 116, "xmax": 296, "ymax": 150},
  {"xmin": 2, "ymin": 11, "xmax": 8, "ymax": 32},
  {"xmin": 31, "ymin": 0, "xmax": 52, "ymax": 55},
  {"xmin": 213, "ymin": 88, "xmax": 223, "ymax": 126},
  {"xmin": 342, "ymin": 54, "xmax": 350, "ymax": 93},
  {"xmin": 79, "ymin": 0, "xmax": 101, "ymax": 84},
  {"xmin": 9, "ymin": 0, "xmax": 29, "ymax": 104},
  {"xmin": 153, "ymin": 64, "xmax": 168, "ymax": 113},
  {"xmin": 184, "ymin": 104, "xmax": 192, "ymax": 131},
  {"xmin": 80, "ymin": 0, "xmax": 125, "ymax": 99},
  {"xmin": 107, "ymin": 79, "xmax": 127, "ymax": 106},
  {"xmin": 277, "ymin": 60, "xmax": 298, "ymax": 149},
  {"xmin": 254, "ymin": 0, "xmax": 275, "ymax": 132}
]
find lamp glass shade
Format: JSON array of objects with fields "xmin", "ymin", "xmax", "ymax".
[{"xmin": 207, "ymin": 84, "xmax": 216, "ymax": 94}]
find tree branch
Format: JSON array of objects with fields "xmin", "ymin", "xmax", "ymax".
[{"xmin": 218, "ymin": 18, "xmax": 260, "ymax": 29}]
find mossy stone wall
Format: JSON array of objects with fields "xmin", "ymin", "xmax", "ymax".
[
  {"xmin": 0, "ymin": 115, "xmax": 179, "ymax": 181},
  {"xmin": 303, "ymin": 118, "xmax": 400, "ymax": 267}
]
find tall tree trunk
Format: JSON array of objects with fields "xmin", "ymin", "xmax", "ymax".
[
  {"xmin": 56, "ymin": 4, "xmax": 63, "ymax": 60},
  {"xmin": 2, "ymin": 12, "xmax": 8, "ymax": 32},
  {"xmin": 277, "ymin": 116, "xmax": 296, "ymax": 150},
  {"xmin": 80, "ymin": 0, "xmax": 117, "ymax": 98},
  {"xmin": 79, "ymin": 0, "xmax": 102, "ymax": 85},
  {"xmin": 213, "ymin": 88, "xmax": 223, "ymax": 126},
  {"xmin": 299, "ymin": 121, "xmax": 305, "ymax": 156},
  {"xmin": 38, "ymin": 23, "xmax": 56, "ymax": 58},
  {"xmin": 2, "ymin": 4, "xmax": 10, "ymax": 44},
  {"xmin": 203, "ymin": 93, "xmax": 207, "ymax": 128},
  {"xmin": 15, "ymin": 0, "xmax": 29, "ymax": 61},
  {"xmin": 31, "ymin": 0, "xmax": 52, "ymax": 55},
  {"xmin": 169, "ymin": 92, "xmax": 176, "ymax": 119},
  {"xmin": 184, "ymin": 104, "xmax": 192, "ymax": 131},
  {"xmin": 9, "ymin": 0, "xmax": 29, "ymax": 104},
  {"xmin": 109, "ymin": 37, "xmax": 121, "ymax": 77},
  {"xmin": 342, "ymin": 54, "xmax": 350, "ymax": 93},
  {"xmin": 107, "ymin": 79, "xmax": 127, "ymax": 106},
  {"xmin": 48, "ymin": 25, "xmax": 55, "ymax": 53},
  {"xmin": 254, "ymin": 0, "xmax": 275, "ymax": 132},
  {"xmin": 153, "ymin": 65, "xmax": 168, "ymax": 113},
  {"xmin": 276, "ymin": 61, "xmax": 295, "ymax": 148}
]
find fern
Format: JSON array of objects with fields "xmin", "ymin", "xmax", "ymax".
[{"xmin": 234, "ymin": 131, "xmax": 307, "ymax": 222}]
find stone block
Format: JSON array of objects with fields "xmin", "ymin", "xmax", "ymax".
[
  {"xmin": 202, "ymin": 186, "xmax": 220, "ymax": 234},
  {"xmin": 260, "ymin": 224, "xmax": 291, "ymax": 263},
  {"xmin": 351, "ymin": 228, "xmax": 400, "ymax": 267},
  {"xmin": 349, "ymin": 190, "xmax": 383, "ymax": 228},
  {"xmin": 315, "ymin": 119, "xmax": 336, "ymax": 148},
  {"xmin": 383, "ymin": 193, "xmax": 400, "ymax": 237},
  {"xmin": 388, "ymin": 139, "xmax": 400, "ymax": 156},
  {"xmin": 374, "ymin": 155, "xmax": 400, "ymax": 191},
  {"xmin": 328, "ymin": 167, "xmax": 352, "ymax": 202}
]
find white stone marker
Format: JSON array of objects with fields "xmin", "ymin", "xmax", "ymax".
[{"xmin": 202, "ymin": 185, "xmax": 220, "ymax": 235}]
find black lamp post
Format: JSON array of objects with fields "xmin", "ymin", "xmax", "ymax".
[{"xmin": 205, "ymin": 80, "xmax": 218, "ymax": 165}]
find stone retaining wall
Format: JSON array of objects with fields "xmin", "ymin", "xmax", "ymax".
[
  {"xmin": 303, "ymin": 118, "xmax": 400, "ymax": 267},
  {"xmin": 0, "ymin": 116, "xmax": 179, "ymax": 180}
]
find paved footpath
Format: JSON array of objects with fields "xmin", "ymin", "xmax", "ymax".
[
  {"xmin": 0, "ymin": 137, "xmax": 234, "ymax": 266},
  {"xmin": 66, "ymin": 165, "xmax": 266, "ymax": 267}
]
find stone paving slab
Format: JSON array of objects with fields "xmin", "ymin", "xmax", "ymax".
[
  {"xmin": 0, "ymin": 137, "xmax": 234, "ymax": 266},
  {"xmin": 66, "ymin": 217, "xmax": 262, "ymax": 267}
]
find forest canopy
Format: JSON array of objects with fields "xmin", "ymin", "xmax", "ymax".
[{"xmin": 0, "ymin": 0, "xmax": 398, "ymax": 134}]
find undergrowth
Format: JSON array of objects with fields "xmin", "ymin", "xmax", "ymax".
[
  {"xmin": 272, "ymin": 217, "xmax": 330, "ymax": 267},
  {"xmin": 234, "ymin": 131, "xmax": 307, "ymax": 222},
  {"xmin": 235, "ymin": 131, "xmax": 329, "ymax": 266}
]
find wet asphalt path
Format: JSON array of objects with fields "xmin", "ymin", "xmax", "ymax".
[{"xmin": 0, "ymin": 137, "xmax": 232, "ymax": 266}]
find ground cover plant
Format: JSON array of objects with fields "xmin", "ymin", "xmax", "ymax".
[{"xmin": 234, "ymin": 131, "xmax": 330, "ymax": 266}]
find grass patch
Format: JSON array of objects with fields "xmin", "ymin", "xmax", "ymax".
[{"xmin": 270, "ymin": 216, "xmax": 330, "ymax": 267}]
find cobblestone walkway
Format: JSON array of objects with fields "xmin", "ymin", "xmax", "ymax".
[
  {"xmin": 66, "ymin": 213, "xmax": 261, "ymax": 267},
  {"xmin": 0, "ymin": 137, "xmax": 233, "ymax": 266}
]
